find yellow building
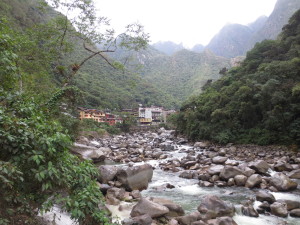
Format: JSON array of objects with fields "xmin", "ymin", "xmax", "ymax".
[{"xmin": 79, "ymin": 108, "xmax": 106, "ymax": 123}]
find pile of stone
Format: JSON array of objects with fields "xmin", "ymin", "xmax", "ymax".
[
  {"xmin": 254, "ymin": 190, "xmax": 300, "ymax": 218},
  {"xmin": 122, "ymin": 195, "xmax": 236, "ymax": 225}
]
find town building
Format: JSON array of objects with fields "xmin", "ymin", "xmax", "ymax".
[
  {"xmin": 138, "ymin": 106, "xmax": 163, "ymax": 126},
  {"xmin": 78, "ymin": 108, "xmax": 122, "ymax": 125}
]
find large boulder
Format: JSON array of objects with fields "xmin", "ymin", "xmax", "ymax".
[
  {"xmin": 194, "ymin": 142, "xmax": 209, "ymax": 148},
  {"xmin": 219, "ymin": 166, "xmax": 245, "ymax": 181},
  {"xmin": 212, "ymin": 156, "xmax": 228, "ymax": 164},
  {"xmin": 290, "ymin": 209, "xmax": 300, "ymax": 218},
  {"xmin": 117, "ymin": 164, "xmax": 153, "ymax": 191},
  {"xmin": 255, "ymin": 190, "xmax": 275, "ymax": 204},
  {"xmin": 245, "ymin": 174, "xmax": 262, "ymax": 188},
  {"xmin": 150, "ymin": 197, "xmax": 185, "ymax": 217},
  {"xmin": 123, "ymin": 214, "xmax": 152, "ymax": 225},
  {"xmin": 274, "ymin": 161, "xmax": 293, "ymax": 172},
  {"xmin": 208, "ymin": 165, "xmax": 224, "ymax": 175},
  {"xmin": 269, "ymin": 173, "xmax": 298, "ymax": 191},
  {"xmin": 248, "ymin": 160, "xmax": 270, "ymax": 175},
  {"xmin": 85, "ymin": 149, "xmax": 106, "ymax": 162},
  {"xmin": 130, "ymin": 198, "xmax": 169, "ymax": 218},
  {"xmin": 288, "ymin": 169, "xmax": 300, "ymax": 179},
  {"xmin": 206, "ymin": 216, "xmax": 238, "ymax": 225},
  {"xmin": 270, "ymin": 202, "xmax": 288, "ymax": 217},
  {"xmin": 176, "ymin": 211, "xmax": 201, "ymax": 225},
  {"xmin": 241, "ymin": 204, "xmax": 259, "ymax": 217},
  {"xmin": 197, "ymin": 195, "xmax": 235, "ymax": 219},
  {"xmin": 234, "ymin": 175, "xmax": 247, "ymax": 186},
  {"xmin": 98, "ymin": 165, "xmax": 119, "ymax": 183}
]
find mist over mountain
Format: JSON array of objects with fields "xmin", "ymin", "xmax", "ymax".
[
  {"xmin": 191, "ymin": 44, "xmax": 205, "ymax": 53},
  {"xmin": 152, "ymin": 41, "xmax": 185, "ymax": 55}
]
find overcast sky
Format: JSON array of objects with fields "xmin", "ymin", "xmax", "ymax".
[{"xmin": 94, "ymin": 0, "xmax": 277, "ymax": 48}]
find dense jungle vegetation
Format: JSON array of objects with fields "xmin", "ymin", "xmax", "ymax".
[
  {"xmin": 0, "ymin": 0, "xmax": 150, "ymax": 224},
  {"xmin": 175, "ymin": 9, "xmax": 300, "ymax": 146}
]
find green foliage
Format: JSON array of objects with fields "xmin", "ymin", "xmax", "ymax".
[
  {"xmin": 176, "ymin": 9, "xmax": 300, "ymax": 146},
  {"xmin": 0, "ymin": 91, "xmax": 110, "ymax": 224}
]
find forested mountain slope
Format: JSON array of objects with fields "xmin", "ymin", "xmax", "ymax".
[
  {"xmin": 0, "ymin": 0, "xmax": 176, "ymax": 109},
  {"xmin": 141, "ymin": 49, "xmax": 231, "ymax": 103},
  {"xmin": 176, "ymin": 9, "xmax": 300, "ymax": 145}
]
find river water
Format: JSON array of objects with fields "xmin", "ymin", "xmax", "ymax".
[
  {"xmin": 140, "ymin": 145, "xmax": 300, "ymax": 225},
  {"xmin": 41, "ymin": 142, "xmax": 300, "ymax": 225}
]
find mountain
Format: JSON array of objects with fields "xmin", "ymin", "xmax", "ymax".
[
  {"xmin": 191, "ymin": 44, "xmax": 205, "ymax": 53},
  {"xmin": 0, "ymin": 0, "xmax": 178, "ymax": 109},
  {"xmin": 248, "ymin": 0, "xmax": 300, "ymax": 49},
  {"xmin": 206, "ymin": 0, "xmax": 300, "ymax": 58},
  {"xmin": 206, "ymin": 23, "xmax": 254, "ymax": 58},
  {"xmin": 176, "ymin": 9, "xmax": 300, "ymax": 145},
  {"xmin": 152, "ymin": 41, "xmax": 185, "ymax": 55},
  {"xmin": 140, "ymin": 49, "xmax": 231, "ymax": 103}
]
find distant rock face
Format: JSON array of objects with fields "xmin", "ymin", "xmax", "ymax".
[{"xmin": 206, "ymin": 0, "xmax": 300, "ymax": 58}]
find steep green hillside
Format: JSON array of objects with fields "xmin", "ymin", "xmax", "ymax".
[
  {"xmin": 176, "ymin": 9, "xmax": 300, "ymax": 145},
  {"xmin": 141, "ymin": 49, "xmax": 231, "ymax": 103},
  {"xmin": 0, "ymin": 0, "xmax": 175, "ymax": 109}
]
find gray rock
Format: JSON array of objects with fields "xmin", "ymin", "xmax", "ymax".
[
  {"xmin": 234, "ymin": 175, "xmax": 247, "ymax": 186},
  {"xmin": 117, "ymin": 164, "xmax": 153, "ymax": 191},
  {"xmin": 150, "ymin": 197, "xmax": 185, "ymax": 217},
  {"xmin": 274, "ymin": 161, "xmax": 293, "ymax": 172},
  {"xmin": 197, "ymin": 195, "xmax": 235, "ymax": 219},
  {"xmin": 208, "ymin": 165, "xmax": 224, "ymax": 175},
  {"xmin": 212, "ymin": 156, "xmax": 228, "ymax": 164},
  {"xmin": 179, "ymin": 170, "xmax": 195, "ymax": 179},
  {"xmin": 290, "ymin": 208, "xmax": 300, "ymax": 217},
  {"xmin": 191, "ymin": 221, "xmax": 206, "ymax": 225},
  {"xmin": 130, "ymin": 198, "xmax": 169, "ymax": 218},
  {"xmin": 177, "ymin": 211, "xmax": 201, "ymax": 225},
  {"xmin": 245, "ymin": 174, "xmax": 262, "ymax": 188},
  {"xmin": 199, "ymin": 181, "xmax": 214, "ymax": 187},
  {"xmin": 269, "ymin": 172, "xmax": 298, "ymax": 191},
  {"xmin": 219, "ymin": 166, "xmax": 245, "ymax": 180},
  {"xmin": 277, "ymin": 200, "xmax": 300, "ymax": 211},
  {"xmin": 270, "ymin": 202, "xmax": 288, "ymax": 217},
  {"xmin": 194, "ymin": 142, "xmax": 209, "ymax": 148},
  {"xmin": 98, "ymin": 165, "xmax": 119, "ymax": 183},
  {"xmin": 130, "ymin": 190, "xmax": 142, "ymax": 199},
  {"xmin": 123, "ymin": 214, "xmax": 152, "ymax": 225},
  {"xmin": 288, "ymin": 169, "xmax": 300, "ymax": 179},
  {"xmin": 206, "ymin": 216, "xmax": 238, "ymax": 225},
  {"xmin": 241, "ymin": 204, "xmax": 259, "ymax": 217},
  {"xmin": 255, "ymin": 190, "xmax": 276, "ymax": 204},
  {"xmin": 248, "ymin": 160, "xmax": 270, "ymax": 175}
]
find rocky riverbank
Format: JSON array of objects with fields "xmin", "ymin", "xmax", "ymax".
[{"xmin": 72, "ymin": 128, "xmax": 300, "ymax": 225}]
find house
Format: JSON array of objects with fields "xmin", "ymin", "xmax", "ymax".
[
  {"xmin": 138, "ymin": 106, "xmax": 163, "ymax": 126},
  {"xmin": 79, "ymin": 108, "xmax": 106, "ymax": 123},
  {"xmin": 105, "ymin": 113, "xmax": 116, "ymax": 126}
]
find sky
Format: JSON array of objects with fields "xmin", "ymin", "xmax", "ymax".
[{"xmin": 94, "ymin": 0, "xmax": 277, "ymax": 48}]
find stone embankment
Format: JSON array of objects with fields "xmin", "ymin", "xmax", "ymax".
[{"xmin": 72, "ymin": 128, "xmax": 300, "ymax": 225}]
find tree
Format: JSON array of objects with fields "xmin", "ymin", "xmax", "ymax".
[{"xmin": 41, "ymin": 0, "xmax": 150, "ymax": 86}]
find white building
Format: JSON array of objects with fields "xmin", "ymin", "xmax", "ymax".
[{"xmin": 138, "ymin": 106, "xmax": 163, "ymax": 125}]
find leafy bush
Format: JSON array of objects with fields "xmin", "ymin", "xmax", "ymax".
[{"xmin": 0, "ymin": 92, "xmax": 110, "ymax": 225}]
